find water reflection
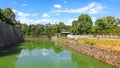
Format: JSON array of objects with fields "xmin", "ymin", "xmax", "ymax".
[
  {"xmin": 0, "ymin": 40, "xmax": 115, "ymax": 68},
  {"xmin": 16, "ymin": 49, "xmax": 76, "ymax": 68}
]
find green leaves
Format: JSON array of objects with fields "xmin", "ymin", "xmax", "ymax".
[
  {"xmin": 71, "ymin": 14, "xmax": 93, "ymax": 35},
  {"xmin": 0, "ymin": 8, "xmax": 16, "ymax": 25},
  {"xmin": 3, "ymin": 8, "xmax": 15, "ymax": 21},
  {"xmin": 71, "ymin": 14, "xmax": 120, "ymax": 35},
  {"xmin": 94, "ymin": 16, "xmax": 120, "ymax": 35}
]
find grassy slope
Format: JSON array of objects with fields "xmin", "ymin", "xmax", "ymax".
[{"xmin": 75, "ymin": 38, "xmax": 120, "ymax": 52}]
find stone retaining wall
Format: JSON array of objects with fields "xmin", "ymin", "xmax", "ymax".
[
  {"xmin": 69, "ymin": 35, "xmax": 120, "ymax": 39},
  {"xmin": 52, "ymin": 37, "xmax": 120, "ymax": 68},
  {"xmin": 0, "ymin": 22, "xmax": 24, "ymax": 47}
]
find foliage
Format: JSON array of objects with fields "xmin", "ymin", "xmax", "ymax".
[
  {"xmin": 71, "ymin": 14, "xmax": 92, "ymax": 35},
  {"xmin": 71, "ymin": 14, "xmax": 120, "ymax": 35},
  {"xmin": 2, "ymin": 8, "xmax": 15, "ymax": 21},
  {"xmin": 44, "ymin": 23, "xmax": 54, "ymax": 39},
  {"xmin": 0, "ymin": 8, "xmax": 19, "ymax": 26},
  {"xmin": 93, "ymin": 16, "xmax": 120, "ymax": 35},
  {"xmin": 20, "ymin": 22, "xmax": 71, "ymax": 39}
]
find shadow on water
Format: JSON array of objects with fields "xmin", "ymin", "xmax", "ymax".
[{"xmin": 0, "ymin": 43, "xmax": 22, "ymax": 57}]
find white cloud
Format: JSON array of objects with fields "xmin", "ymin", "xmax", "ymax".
[
  {"xmin": 18, "ymin": 50, "xmax": 30, "ymax": 57},
  {"xmin": 42, "ymin": 13, "xmax": 50, "ymax": 18},
  {"xmin": 36, "ymin": 19, "xmax": 51, "ymax": 23},
  {"xmin": 13, "ymin": 9, "xmax": 52, "ymax": 24},
  {"xmin": 13, "ymin": 9, "xmax": 17, "ymax": 13},
  {"xmin": 91, "ymin": 17, "xmax": 96, "ymax": 22},
  {"xmin": 41, "ymin": 49, "xmax": 49, "ymax": 56},
  {"xmin": 67, "ymin": 18, "xmax": 77, "ymax": 25},
  {"xmin": 21, "ymin": 4, "xmax": 28, "ymax": 6},
  {"xmin": 17, "ymin": 18, "xmax": 35, "ymax": 24},
  {"xmin": 89, "ymin": 4, "xmax": 102, "ymax": 14},
  {"xmin": 32, "ymin": 13, "xmax": 39, "ymax": 16},
  {"xmin": 53, "ymin": 2, "xmax": 103, "ymax": 14},
  {"xmin": 18, "ymin": 12, "xmax": 30, "ymax": 18},
  {"xmin": 17, "ymin": 17, "xmax": 53, "ymax": 24},
  {"xmin": 54, "ymin": 4, "xmax": 61, "ymax": 9},
  {"xmin": 42, "ymin": 51, "xmax": 49, "ymax": 56}
]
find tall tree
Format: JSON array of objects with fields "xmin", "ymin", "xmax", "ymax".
[
  {"xmin": 115, "ymin": 18, "xmax": 120, "ymax": 26},
  {"xmin": 102, "ymin": 16, "xmax": 116, "ymax": 26},
  {"xmin": 95, "ymin": 18, "xmax": 108, "ymax": 35},
  {"xmin": 59, "ymin": 22, "xmax": 65, "ymax": 32},
  {"xmin": 45, "ymin": 23, "xmax": 54, "ymax": 39},
  {"xmin": 3, "ymin": 8, "xmax": 15, "ymax": 21},
  {"xmin": 1, "ymin": 8, "xmax": 16, "ymax": 25},
  {"xmin": 71, "ymin": 20, "xmax": 79, "ymax": 34},
  {"xmin": 71, "ymin": 14, "xmax": 92, "ymax": 34}
]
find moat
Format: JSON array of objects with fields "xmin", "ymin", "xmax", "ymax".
[{"xmin": 0, "ymin": 40, "xmax": 115, "ymax": 68}]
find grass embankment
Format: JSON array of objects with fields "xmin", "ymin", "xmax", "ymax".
[
  {"xmin": 58, "ymin": 36, "xmax": 69, "ymax": 40},
  {"xmin": 24, "ymin": 35, "xmax": 49, "ymax": 40},
  {"xmin": 75, "ymin": 38, "xmax": 120, "ymax": 52}
]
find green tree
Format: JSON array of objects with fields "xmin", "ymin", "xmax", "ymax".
[
  {"xmin": 0, "ymin": 8, "xmax": 16, "ymax": 25},
  {"xmin": 45, "ymin": 23, "xmax": 54, "ymax": 39},
  {"xmin": 102, "ymin": 16, "xmax": 116, "ymax": 26},
  {"xmin": 53, "ymin": 24, "xmax": 61, "ymax": 33},
  {"xmin": 93, "ymin": 16, "xmax": 120, "ymax": 35},
  {"xmin": 71, "ymin": 14, "xmax": 92, "ymax": 34},
  {"xmin": 95, "ymin": 18, "xmax": 107, "ymax": 35},
  {"xmin": 78, "ymin": 14, "xmax": 92, "ymax": 34},
  {"xmin": 59, "ymin": 22, "xmax": 65, "ymax": 32},
  {"xmin": 115, "ymin": 18, "xmax": 120, "ymax": 26},
  {"xmin": 71, "ymin": 20, "xmax": 79, "ymax": 34},
  {"xmin": 3, "ymin": 8, "xmax": 15, "ymax": 21}
]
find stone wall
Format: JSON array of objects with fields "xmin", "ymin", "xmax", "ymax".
[
  {"xmin": 52, "ymin": 37, "xmax": 120, "ymax": 68},
  {"xmin": 0, "ymin": 22, "xmax": 24, "ymax": 47},
  {"xmin": 68, "ymin": 35, "xmax": 120, "ymax": 39}
]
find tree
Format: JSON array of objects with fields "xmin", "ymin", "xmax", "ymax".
[
  {"xmin": 95, "ymin": 18, "xmax": 108, "ymax": 35},
  {"xmin": 45, "ymin": 23, "xmax": 54, "ymax": 39},
  {"xmin": 71, "ymin": 14, "xmax": 92, "ymax": 34},
  {"xmin": 2, "ymin": 8, "xmax": 16, "ymax": 25},
  {"xmin": 3, "ymin": 8, "xmax": 15, "ymax": 21},
  {"xmin": 53, "ymin": 24, "xmax": 61, "ymax": 33},
  {"xmin": 71, "ymin": 20, "xmax": 79, "ymax": 34},
  {"xmin": 93, "ymin": 16, "xmax": 120, "ymax": 35},
  {"xmin": 103, "ymin": 16, "xmax": 116, "ymax": 26},
  {"xmin": 58, "ymin": 22, "xmax": 65, "ymax": 32},
  {"xmin": 116, "ymin": 18, "xmax": 120, "ymax": 26}
]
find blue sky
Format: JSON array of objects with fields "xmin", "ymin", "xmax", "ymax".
[{"xmin": 0, "ymin": 0, "xmax": 120, "ymax": 25}]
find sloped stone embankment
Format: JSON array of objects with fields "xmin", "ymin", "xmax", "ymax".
[{"xmin": 52, "ymin": 37, "xmax": 120, "ymax": 68}]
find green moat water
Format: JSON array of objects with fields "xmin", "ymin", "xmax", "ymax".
[{"xmin": 0, "ymin": 40, "xmax": 115, "ymax": 68}]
